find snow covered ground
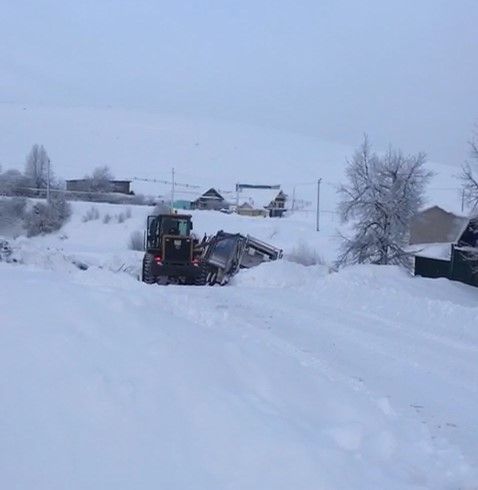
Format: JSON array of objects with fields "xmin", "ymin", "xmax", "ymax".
[{"xmin": 1, "ymin": 201, "xmax": 477, "ymax": 489}]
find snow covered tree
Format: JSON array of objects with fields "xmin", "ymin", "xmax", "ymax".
[
  {"xmin": 336, "ymin": 136, "xmax": 432, "ymax": 269},
  {"xmin": 24, "ymin": 144, "xmax": 52, "ymax": 190},
  {"xmin": 460, "ymin": 129, "xmax": 478, "ymax": 210},
  {"xmin": 23, "ymin": 193, "xmax": 71, "ymax": 236},
  {"xmin": 0, "ymin": 197, "xmax": 27, "ymax": 235},
  {"xmin": 83, "ymin": 166, "xmax": 114, "ymax": 193},
  {"xmin": 0, "ymin": 169, "xmax": 30, "ymax": 196}
]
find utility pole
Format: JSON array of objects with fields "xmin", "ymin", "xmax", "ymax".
[
  {"xmin": 316, "ymin": 178, "xmax": 322, "ymax": 231},
  {"xmin": 46, "ymin": 158, "xmax": 51, "ymax": 203},
  {"xmin": 170, "ymin": 167, "xmax": 175, "ymax": 211}
]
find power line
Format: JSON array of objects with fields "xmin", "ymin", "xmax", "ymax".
[{"xmin": 130, "ymin": 176, "xmax": 202, "ymax": 189}]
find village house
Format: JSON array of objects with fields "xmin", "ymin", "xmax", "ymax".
[
  {"xmin": 265, "ymin": 190, "xmax": 288, "ymax": 218},
  {"xmin": 190, "ymin": 188, "xmax": 229, "ymax": 211},
  {"xmin": 410, "ymin": 205, "xmax": 478, "ymax": 287}
]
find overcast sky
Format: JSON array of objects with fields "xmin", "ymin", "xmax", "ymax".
[{"xmin": 1, "ymin": 0, "xmax": 477, "ymax": 165}]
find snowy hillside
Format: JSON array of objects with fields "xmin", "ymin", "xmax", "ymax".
[{"xmin": 1, "ymin": 201, "xmax": 477, "ymax": 489}]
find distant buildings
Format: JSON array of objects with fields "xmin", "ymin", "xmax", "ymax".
[
  {"xmin": 66, "ymin": 179, "xmax": 132, "ymax": 195},
  {"xmin": 63, "ymin": 177, "xmax": 288, "ymax": 217},
  {"xmin": 235, "ymin": 184, "xmax": 288, "ymax": 218}
]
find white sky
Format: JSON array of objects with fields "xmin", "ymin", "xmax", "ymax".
[{"xmin": 1, "ymin": 0, "xmax": 477, "ymax": 165}]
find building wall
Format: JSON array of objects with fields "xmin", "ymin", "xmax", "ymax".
[
  {"xmin": 414, "ymin": 248, "xmax": 478, "ymax": 288},
  {"xmin": 414, "ymin": 256, "xmax": 451, "ymax": 280},
  {"xmin": 66, "ymin": 180, "xmax": 131, "ymax": 194},
  {"xmin": 111, "ymin": 181, "xmax": 131, "ymax": 194},
  {"xmin": 191, "ymin": 198, "xmax": 227, "ymax": 210},
  {"xmin": 237, "ymin": 208, "xmax": 267, "ymax": 217},
  {"xmin": 451, "ymin": 246, "xmax": 478, "ymax": 287},
  {"xmin": 66, "ymin": 180, "xmax": 87, "ymax": 192}
]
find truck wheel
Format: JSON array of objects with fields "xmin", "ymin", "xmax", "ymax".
[{"xmin": 142, "ymin": 253, "xmax": 156, "ymax": 284}]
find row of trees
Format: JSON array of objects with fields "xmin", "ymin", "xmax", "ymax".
[
  {"xmin": 0, "ymin": 144, "xmax": 116, "ymax": 196},
  {"xmin": 337, "ymin": 129, "xmax": 478, "ymax": 269},
  {"xmin": 0, "ymin": 145, "xmax": 117, "ymax": 237},
  {"xmin": 0, "ymin": 144, "xmax": 53, "ymax": 196}
]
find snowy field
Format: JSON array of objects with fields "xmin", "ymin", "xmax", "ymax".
[{"xmin": 1, "ymin": 201, "xmax": 478, "ymax": 489}]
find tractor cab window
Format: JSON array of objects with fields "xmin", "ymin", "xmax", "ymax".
[
  {"xmin": 177, "ymin": 220, "xmax": 190, "ymax": 236},
  {"xmin": 161, "ymin": 218, "xmax": 190, "ymax": 236}
]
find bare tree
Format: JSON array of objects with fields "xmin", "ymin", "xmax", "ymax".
[
  {"xmin": 336, "ymin": 135, "xmax": 432, "ymax": 269},
  {"xmin": 460, "ymin": 129, "xmax": 478, "ymax": 211},
  {"xmin": 24, "ymin": 144, "xmax": 52, "ymax": 190}
]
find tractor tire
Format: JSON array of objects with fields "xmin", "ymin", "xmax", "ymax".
[
  {"xmin": 142, "ymin": 253, "xmax": 157, "ymax": 284},
  {"xmin": 195, "ymin": 262, "xmax": 208, "ymax": 286}
]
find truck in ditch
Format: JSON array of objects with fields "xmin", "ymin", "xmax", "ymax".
[{"xmin": 141, "ymin": 213, "xmax": 282, "ymax": 285}]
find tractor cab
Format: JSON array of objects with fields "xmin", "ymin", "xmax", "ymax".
[
  {"xmin": 142, "ymin": 214, "xmax": 204, "ymax": 285},
  {"xmin": 146, "ymin": 214, "xmax": 193, "ymax": 250}
]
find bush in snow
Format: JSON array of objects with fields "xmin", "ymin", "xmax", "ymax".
[
  {"xmin": 116, "ymin": 208, "xmax": 132, "ymax": 223},
  {"xmin": 24, "ymin": 194, "xmax": 72, "ymax": 237},
  {"xmin": 336, "ymin": 135, "xmax": 432, "ymax": 269},
  {"xmin": 0, "ymin": 239, "xmax": 13, "ymax": 261},
  {"xmin": 102, "ymin": 213, "xmax": 112, "ymax": 224},
  {"xmin": 82, "ymin": 206, "xmax": 100, "ymax": 222},
  {"xmin": 129, "ymin": 193, "xmax": 154, "ymax": 205},
  {"xmin": 0, "ymin": 197, "xmax": 27, "ymax": 235},
  {"xmin": 0, "ymin": 170, "xmax": 30, "ymax": 196},
  {"xmin": 128, "ymin": 230, "xmax": 144, "ymax": 251},
  {"xmin": 286, "ymin": 241, "xmax": 324, "ymax": 266},
  {"xmin": 152, "ymin": 201, "xmax": 172, "ymax": 215}
]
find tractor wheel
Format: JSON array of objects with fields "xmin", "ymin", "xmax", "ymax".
[
  {"xmin": 142, "ymin": 253, "xmax": 157, "ymax": 284},
  {"xmin": 195, "ymin": 263, "xmax": 208, "ymax": 286}
]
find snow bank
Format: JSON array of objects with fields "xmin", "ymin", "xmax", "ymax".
[
  {"xmin": 1, "ymin": 199, "xmax": 478, "ymax": 489},
  {"xmin": 233, "ymin": 260, "xmax": 329, "ymax": 288},
  {"xmin": 1, "ymin": 263, "xmax": 477, "ymax": 489}
]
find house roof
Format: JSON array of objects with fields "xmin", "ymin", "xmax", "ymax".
[
  {"xmin": 409, "ymin": 206, "xmax": 469, "ymax": 246},
  {"xmin": 66, "ymin": 179, "xmax": 132, "ymax": 184},
  {"xmin": 192, "ymin": 188, "xmax": 226, "ymax": 202},
  {"xmin": 237, "ymin": 202, "xmax": 253, "ymax": 209},
  {"xmin": 412, "ymin": 242, "xmax": 453, "ymax": 260}
]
